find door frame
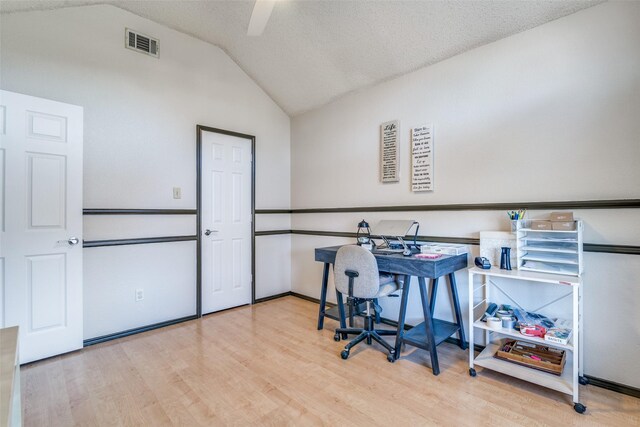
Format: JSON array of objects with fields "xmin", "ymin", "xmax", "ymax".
[{"xmin": 196, "ymin": 125, "xmax": 256, "ymax": 317}]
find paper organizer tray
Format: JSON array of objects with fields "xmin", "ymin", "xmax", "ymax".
[{"xmin": 494, "ymin": 340, "xmax": 566, "ymax": 376}]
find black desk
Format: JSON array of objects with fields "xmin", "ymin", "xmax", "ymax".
[{"xmin": 315, "ymin": 245, "xmax": 468, "ymax": 375}]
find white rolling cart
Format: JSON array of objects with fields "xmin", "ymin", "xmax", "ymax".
[{"xmin": 467, "ymin": 267, "xmax": 586, "ymax": 413}]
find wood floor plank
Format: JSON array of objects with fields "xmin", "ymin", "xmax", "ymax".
[{"xmin": 20, "ymin": 296, "xmax": 639, "ymax": 426}]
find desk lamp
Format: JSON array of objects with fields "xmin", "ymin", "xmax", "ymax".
[{"xmin": 356, "ymin": 220, "xmax": 371, "ymax": 246}]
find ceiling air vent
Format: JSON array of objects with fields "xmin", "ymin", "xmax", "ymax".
[{"xmin": 125, "ymin": 28, "xmax": 159, "ymax": 58}]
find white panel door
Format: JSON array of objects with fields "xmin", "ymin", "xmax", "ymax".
[
  {"xmin": 0, "ymin": 90, "xmax": 83, "ymax": 363},
  {"xmin": 201, "ymin": 131, "xmax": 252, "ymax": 314}
]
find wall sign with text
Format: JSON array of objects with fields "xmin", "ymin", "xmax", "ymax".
[
  {"xmin": 411, "ymin": 124, "xmax": 434, "ymax": 192},
  {"xmin": 380, "ymin": 120, "xmax": 399, "ymax": 183}
]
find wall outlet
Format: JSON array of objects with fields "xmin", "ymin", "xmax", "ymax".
[
  {"xmin": 135, "ymin": 288, "xmax": 144, "ymax": 301},
  {"xmin": 173, "ymin": 187, "xmax": 182, "ymax": 199}
]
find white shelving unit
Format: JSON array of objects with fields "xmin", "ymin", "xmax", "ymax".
[
  {"xmin": 467, "ymin": 267, "xmax": 586, "ymax": 413},
  {"xmin": 515, "ymin": 220, "xmax": 583, "ymax": 276}
]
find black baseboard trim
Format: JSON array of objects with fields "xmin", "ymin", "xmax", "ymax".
[
  {"xmin": 83, "ymin": 314, "xmax": 198, "ymax": 347},
  {"xmin": 290, "ymin": 291, "xmax": 326, "ymax": 305},
  {"xmin": 288, "ymin": 292, "xmax": 640, "ymax": 398},
  {"xmin": 254, "ymin": 292, "xmax": 293, "ymax": 303},
  {"xmin": 83, "ymin": 235, "xmax": 197, "ymax": 248},
  {"xmin": 584, "ymin": 375, "xmax": 640, "ymax": 399},
  {"xmin": 202, "ymin": 304, "xmax": 250, "ymax": 317},
  {"xmin": 82, "ymin": 293, "xmax": 293, "ymax": 348}
]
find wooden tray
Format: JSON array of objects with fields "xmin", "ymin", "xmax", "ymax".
[{"xmin": 494, "ymin": 340, "xmax": 566, "ymax": 375}]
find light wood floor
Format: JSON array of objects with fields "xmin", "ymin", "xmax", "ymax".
[{"xmin": 22, "ymin": 296, "xmax": 639, "ymax": 426}]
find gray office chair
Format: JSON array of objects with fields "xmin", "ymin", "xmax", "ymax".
[{"xmin": 333, "ymin": 245, "xmax": 399, "ymax": 361}]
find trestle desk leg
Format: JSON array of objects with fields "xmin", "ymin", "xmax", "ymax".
[
  {"xmin": 418, "ymin": 276, "xmax": 440, "ymax": 375},
  {"xmin": 317, "ymin": 262, "xmax": 330, "ymax": 330},
  {"xmin": 393, "ymin": 275, "xmax": 412, "ymax": 360},
  {"xmin": 448, "ymin": 273, "xmax": 467, "ymax": 350},
  {"xmin": 429, "ymin": 277, "xmax": 439, "ymax": 315}
]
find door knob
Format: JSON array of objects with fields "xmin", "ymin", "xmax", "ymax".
[
  {"xmin": 204, "ymin": 229, "xmax": 218, "ymax": 236},
  {"xmin": 58, "ymin": 237, "xmax": 80, "ymax": 246}
]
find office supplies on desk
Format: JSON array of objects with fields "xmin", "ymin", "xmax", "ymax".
[
  {"xmin": 474, "ymin": 257, "xmax": 491, "ymax": 269},
  {"xmin": 421, "ymin": 243, "xmax": 468, "ymax": 255},
  {"xmin": 499, "ymin": 247, "xmax": 512, "ymax": 270},
  {"xmin": 507, "ymin": 209, "xmax": 526, "ymax": 220},
  {"xmin": 415, "ymin": 253, "xmax": 442, "ymax": 260}
]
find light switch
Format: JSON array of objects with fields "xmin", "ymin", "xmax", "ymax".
[{"xmin": 173, "ymin": 187, "xmax": 182, "ymax": 199}]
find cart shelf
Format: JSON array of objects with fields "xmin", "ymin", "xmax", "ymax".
[
  {"xmin": 472, "ymin": 320, "xmax": 574, "ymax": 351},
  {"xmin": 474, "ymin": 342, "xmax": 574, "ymax": 396}
]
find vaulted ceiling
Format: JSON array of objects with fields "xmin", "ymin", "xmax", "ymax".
[{"xmin": 0, "ymin": 0, "xmax": 602, "ymax": 115}]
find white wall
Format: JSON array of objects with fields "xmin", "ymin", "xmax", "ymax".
[
  {"xmin": 290, "ymin": 2, "xmax": 640, "ymax": 388},
  {"xmin": 0, "ymin": 4, "xmax": 291, "ymax": 339}
]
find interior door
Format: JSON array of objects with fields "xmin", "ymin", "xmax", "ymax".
[
  {"xmin": 0, "ymin": 90, "xmax": 83, "ymax": 363},
  {"xmin": 201, "ymin": 130, "xmax": 252, "ymax": 314}
]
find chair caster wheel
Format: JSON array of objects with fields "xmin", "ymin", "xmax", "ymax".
[
  {"xmin": 579, "ymin": 376, "xmax": 589, "ymax": 385},
  {"xmin": 387, "ymin": 354, "xmax": 396, "ymax": 363},
  {"xmin": 574, "ymin": 403, "xmax": 586, "ymax": 414},
  {"xmin": 340, "ymin": 350, "xmax": 349, "ymax": 360},
  {"xmin": 469, "ymin": 368, "xmax": 477, "ymax": 377},
  {"xmin": 334, "ymin": 333, "xmax": 340, "ymax": 342}
]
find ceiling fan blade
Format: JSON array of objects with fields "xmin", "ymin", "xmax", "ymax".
[{"xmin": 247, "ymin": 0, "xmax": 277, "ymax": 36}]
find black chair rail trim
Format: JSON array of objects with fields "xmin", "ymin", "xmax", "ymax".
[
  {"xmin": 255, "ymin": 229, "xmax": 640, "ymax": 256},
  {"xmin": 255, "ymin": 198, "xmax": 640, "ymax": 215},
  {"xmin": 84, "ymin": 209, "xmax": 197, "ymax": 215},
  {"xmin": 82, "ymin": 229, "xmax": 640, "ymax": 255},
  {"xmin": 83, "ymin": 235, "xmax": 197, "ymax": 248},
  {"xmin": 255, "ymin": 230, "xmax": 293, "ymax": 236}
]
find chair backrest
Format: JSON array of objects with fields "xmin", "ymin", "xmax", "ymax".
[{"xmin": 334, "ymin": 245, "xmax": 380, "ymax": 299}]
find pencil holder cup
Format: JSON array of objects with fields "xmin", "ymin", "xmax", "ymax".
[
  {"xmin": 500, "ymin": 247, "xmax": 512, "ymax": 270},
  {"xmin": 510, "ymin": 220, "xmax": 518, "ymax": 233}
]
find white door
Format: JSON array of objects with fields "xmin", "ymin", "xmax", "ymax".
[
  {"xmin": 0, "ymin": 90, "xmax": 83, "ymax": 363},
  {"xmin": 201, "ymin": 130, "xmax": 252, "ymax": 314}
]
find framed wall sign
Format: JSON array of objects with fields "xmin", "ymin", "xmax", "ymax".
[
  {"xmin": 411, "ymin": 124, "xmax": 434, "ymax": 191},
  {"xmin": 380, "ymin": 120, "xmax": 399, "ymax": 183}
]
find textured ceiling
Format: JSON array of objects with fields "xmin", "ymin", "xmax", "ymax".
[{"xmin": 1, "ymin": 0, "xmax": 603, "ymax": 115}]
